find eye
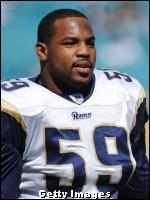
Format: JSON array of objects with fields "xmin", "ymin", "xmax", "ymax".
[
  {"xmin": 86, "ymin": 40, "xmax": 95, "ymax": 47},
  {"xmin": 63, "ymin": 40, "xmax": 77, "ymax": 47},
  {"xmin": 64, "ymin": 42, "xmax": 75, "ymax": 45}
]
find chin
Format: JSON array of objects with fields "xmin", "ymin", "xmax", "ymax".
[{"xmin": 72, "ymin": 76, "xmax": 92, "ymax": 89}]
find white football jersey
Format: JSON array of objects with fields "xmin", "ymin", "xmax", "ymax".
[{"xmin": 1, "ymin": 69, "xmax": 146, "ymax": 199}]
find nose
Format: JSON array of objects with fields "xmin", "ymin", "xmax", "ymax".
[{"xmin": 76, "ymin": 42, "xmax": 89, "ymax": 58}]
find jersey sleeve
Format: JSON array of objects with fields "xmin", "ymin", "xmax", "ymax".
[
  {"xmin": 118, "ymin": 94, "xmax": 149, "ymax": 199},
  {"xmin": 1, "ymin": 109, "xmax": 26, "ymax": 198}
]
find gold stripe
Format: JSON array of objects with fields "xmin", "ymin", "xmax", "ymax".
[
  {"xmin": 131, "ymin": 87, "xmax": 146, "ymax": 130},
  {"xmin": 1, "ymin": 99, "xmax": 26, "ymax": 131},
  {"xmin": 145, "ymin": 121, "xmax": 149, "ymax": 158},
  {"xmin": 145, "ymin": 121, "xmax": 149, "ymax": 143},
  {"xmin": 138, "ymin": 87, "xmax": 146, "ymax": 107}
]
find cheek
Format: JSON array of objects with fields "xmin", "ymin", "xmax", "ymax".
[
  {"xmin": 54, "ymin": 47, "xmax": 74, "ymax": 61},
  {"xmin": 48, "ymin": 49, "xmax": 73, "ymax": 74},
  {"xmin": 57, "ymin": 49, "xmax": 75, "ymax": 68},
  {"xmin": 91, "ymin": 49, "xmax": 96, "ymax": 64},
  {"xmin": 92, "ymin": 48, "xmax": 96, "ymax": 58}
]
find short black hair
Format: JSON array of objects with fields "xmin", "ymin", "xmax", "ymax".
[{"xmin": 37, "ymin": 8, "xmax": 88, "ymax": 43}]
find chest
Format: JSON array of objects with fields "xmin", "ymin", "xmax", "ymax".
[{"xmin": 21, "ymin": 103, "xmax": 136, "ymax": 193}]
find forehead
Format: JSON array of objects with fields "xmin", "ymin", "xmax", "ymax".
[{"xmin": 53, "ymin": 17, "xmax": 94, "ymax": 38}]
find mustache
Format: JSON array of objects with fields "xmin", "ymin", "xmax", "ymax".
[{"xmin": 73, "ymin": 58, "xmax": 93, "ymax": 68}]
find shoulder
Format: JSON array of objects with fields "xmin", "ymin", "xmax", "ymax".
[
  {"xmin": 93, "ymin": 68, "xmax": 146, "ymax": 105},
  {"xmin": 1, "ymin": 76, "xmax": 44, "ymax": 124},
  {"xmin": 1, "ymin": 77, "xmax": 33, "ymax": 93},
  {"xmin": 1, "ymin": 76, "xmax": 42, "ymax": 107}
]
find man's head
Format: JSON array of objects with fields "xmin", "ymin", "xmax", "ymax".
[
  {"xmin": 37, "ymin": 9, "xmax": 88, "ymax": 44},
  {"xmin": 35, "ymin": 9, "xmax": 96, "ymax": 94}
]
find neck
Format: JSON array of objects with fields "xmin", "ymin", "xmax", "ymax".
[{"xmin": 38, "ymin": 72, "xmax": 93, "ymax": 97}]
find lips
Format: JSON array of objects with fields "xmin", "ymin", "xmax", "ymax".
[
  {"xmin": 75, "ymin": 67, "xmax": 92, "ymax": 75},
  {"xmin": 73, "ymin": 60, "xmax": 93, "ymax": 68},
  {"xmin": 73, "ymin": 60, "xmax": 93, "ymax": 75}
]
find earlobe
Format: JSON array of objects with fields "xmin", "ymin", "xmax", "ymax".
[{"xmin": 35, "ymin": 42, "xmax": 48, "ymax": 61}]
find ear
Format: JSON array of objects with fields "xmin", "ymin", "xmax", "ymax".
[{"xmin": 35, "ymin": 42, "xmax": 48, "ymax": 61}]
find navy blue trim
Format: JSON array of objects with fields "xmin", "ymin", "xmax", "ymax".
[
  {"xmin": 58, "ymin": 93, "xmax": 76, "ymax": 103},
  {"xmin": 28, "ymin": 74, "xmax": 41, "ymax": 83},
  {"xmin": 1, "ymin": 112, "xmax": 27, "ymax": 198},
  {"xmin": 84, "ymin": 73, "xmax": 95, "ymax": 102},
  {"xmin": 58, "ymin": 73, "xmax": 95, "ymax": 104},
  {"xmin": 118, "ymin": 99, "xmax": 149, "ymax": 198},
  {"xmin": 1, "ymin": 143, "xmax": 22, "ymax": 199},
  {"xmin": 1, "ymin": 112, "xmax": 26, "ymax": 156}
]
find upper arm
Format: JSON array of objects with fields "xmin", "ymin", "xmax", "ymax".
[
  {"xmin": 1, "ymin": 111, "xmax": 26, "ymax": 199},
  {"xmin": 118, "ymin": 99, "xmax": 149, "ymax": 199}
]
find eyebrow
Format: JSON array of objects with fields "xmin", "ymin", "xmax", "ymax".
[
  {"xmin": 62, "ymin": 36, "xmax": 96, "ymax": 41},
  {"xmin": 86, "ymin": 36, "xmax": 95, "ymax": 41}
]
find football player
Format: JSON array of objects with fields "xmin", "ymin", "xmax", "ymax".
[{"xmin": 1, "ymin": 9, "xmax": 149, "ymax": 199}]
